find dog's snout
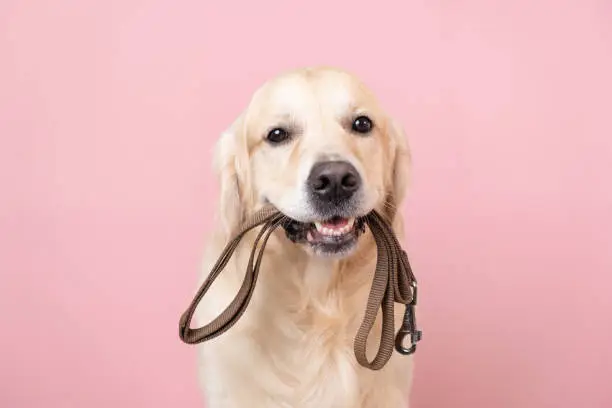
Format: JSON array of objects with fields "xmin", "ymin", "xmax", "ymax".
[{"xmin": 307, "ymin": 161, "xmax": 361, "ymax": 203}]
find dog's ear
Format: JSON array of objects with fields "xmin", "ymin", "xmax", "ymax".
[
  {"xmin": 212, "ymin": 113, "xmax": 251, "ymax": 238},
  {"xmin": 386, "ymin": 118, "xmax": 412, "ymax": 215}
]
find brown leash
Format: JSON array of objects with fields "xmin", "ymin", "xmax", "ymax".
[{"xmin": 178, "ymin": 206, "xmax": 422, "ymax": 371}]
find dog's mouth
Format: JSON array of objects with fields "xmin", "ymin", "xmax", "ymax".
[{"xmin": 281, "ymin": 215, "xmax": 367, "ymax": 256}]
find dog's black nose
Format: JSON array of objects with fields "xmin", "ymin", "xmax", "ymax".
[{"xmin": 307, "ymin": 161, "xmax": 361, "ymax": 203}]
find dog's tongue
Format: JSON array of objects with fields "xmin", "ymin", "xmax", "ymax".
[{"xmin": 322, "ymin": 217, "xmax": 348, "ymax": 229}]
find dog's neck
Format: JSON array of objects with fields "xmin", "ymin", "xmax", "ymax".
[
  {"xmin": 300, "ymin": 256, "xmax": 340, "ymax": 298},
  {"xmin": 269, "ymin": 227, "xmax": 379, "ymax": 301}
]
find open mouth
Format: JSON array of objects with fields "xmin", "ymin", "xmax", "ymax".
[{"xmin": 282, "ymin": 215, "xmax": 367, "ymax": 256}]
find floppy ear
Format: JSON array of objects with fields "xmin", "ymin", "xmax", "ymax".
[
  {"xmin": 212, "ymin": 114, "xmax": 251, "ymax": 238},
  {"xmin": 387, "ymin": 118, "xmax": 412, "ymax": 217}
]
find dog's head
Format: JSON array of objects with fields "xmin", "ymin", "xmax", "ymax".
[{"xmin": 213, "ymin": 67, "xmax": 410, "ymax": 257}]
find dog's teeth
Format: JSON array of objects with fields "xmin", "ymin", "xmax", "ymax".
[
  {"xmin": 311, "ymin": 218, "xmax": 358, "ymax": 238},
  {"xmin": 306, "ymin": 231, "xmax": 314, "ymax": 242},
  {"xmin": 347, "ymin": 218, "xmax": 355, "ymax": 228}
]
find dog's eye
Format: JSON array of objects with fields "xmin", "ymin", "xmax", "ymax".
[
  {"xmin": 266, "ymin": 127, "xmax": 290, "ymax": 144},
  {"xmin": 351, "ymin": 116, "xmax": 373, "ymax": 134}
]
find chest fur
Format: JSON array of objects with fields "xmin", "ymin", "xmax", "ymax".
[
  {"xmin": 236, "ymin": 257, "xmax": 373, "ymax": 405},
  {"xmin": 196, "ymin": 235, "xmax": 410, "ymax": 408}
]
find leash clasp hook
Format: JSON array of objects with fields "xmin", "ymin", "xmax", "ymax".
[{"xmin": 395, "ymin": 281, "xmax": 422, "ymax": 355}]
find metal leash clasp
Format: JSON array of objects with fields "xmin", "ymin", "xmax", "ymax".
[{"xmin": 395, "ymin": 281, "xmax": 422, "ymax": 355}]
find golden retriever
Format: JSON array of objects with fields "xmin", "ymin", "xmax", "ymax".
[{"xmin": 194, "ymin": 66, "xmax": 413, "ymax": 408}]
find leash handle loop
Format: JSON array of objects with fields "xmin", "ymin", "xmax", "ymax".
[{"xmin": 178, "ymin": 207, "xmax": 423, "ymax": 371}]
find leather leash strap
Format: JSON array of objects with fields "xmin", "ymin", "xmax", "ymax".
[{"xmin": 178, "ymin": 206, "xmax": 421, "ymax": 371}]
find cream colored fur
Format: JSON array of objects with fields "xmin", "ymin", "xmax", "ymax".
[{"xmin": 194, "ymin": 67, "xmax": 414, "ymax": 408}]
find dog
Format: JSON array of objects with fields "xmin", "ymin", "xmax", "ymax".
[{"xmin": 194, "ymin": 66, "xmax": 414, "ymax": 408}]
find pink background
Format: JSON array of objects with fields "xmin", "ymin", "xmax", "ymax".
[{"xmin": 1, "ymin": 0, "xmax": 611, "ymax": 407}]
